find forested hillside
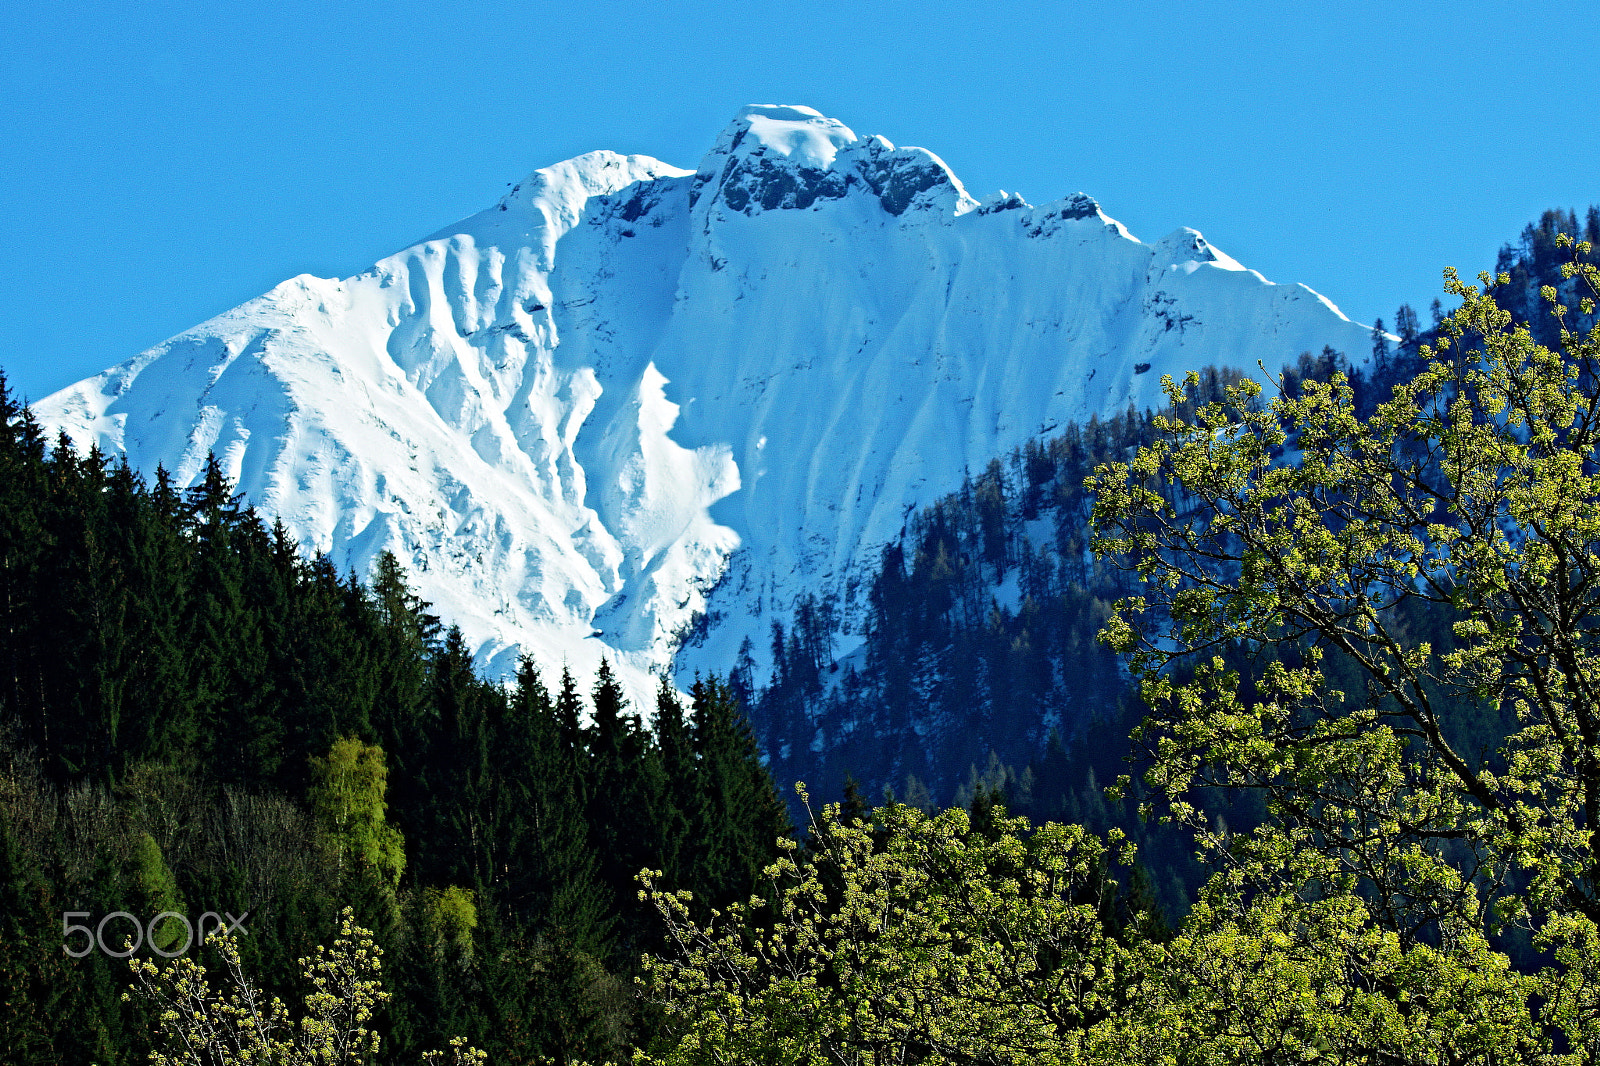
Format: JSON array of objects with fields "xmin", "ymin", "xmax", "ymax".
[
  {"xmin": 745, "ymin": 205, "xmax": 1600, "ymax": 920},
  {"xmin": 0, "ymin": 376, "xmax": 786, "ymax": 1064}
]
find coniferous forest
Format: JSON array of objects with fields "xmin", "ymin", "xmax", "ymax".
[
  {"xmin": 0, "ymin": 384, "xmax": 787, "ymax": 1063},
  {"xmin": 2, "ymin": 206, "xmax": 1599, "ymax": 1063}
]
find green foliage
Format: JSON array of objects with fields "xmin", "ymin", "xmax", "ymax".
[
  {"xmin": 423, "ymin": 886, "xmax": 477, "ymax": 957},
  {"xmin": 640, "ymin": 792, "xmax": 1578, "ymax": 1064},
  {"xmin": 130, "ymin": 832, "xmax": 186, "ymax": 953},
  {"xmin": 309, "ymin": 737, "xmax": 406, "ymax": 890},
  {"xmin": 1087, "ymin": 236, "xmax": 1600, "ymax": 1053},
  {"xmin": 126, "ymin": 906, "xmax": 485, "ymax": 1066},
  {"xmin": 636, "ymin": 223, "xmax": 1600, "ymax": 1066},
  {"xmin": 639, "ymin": 793, "xmax": 1552, "ymax": 1064},
  {"xmin": 639, "ymin": 793, "xmax": 1133, "ymax": 1066},
  {"xmin": 1104, "ymin": 877, "xmax": 1539, "ymax": 1063}
]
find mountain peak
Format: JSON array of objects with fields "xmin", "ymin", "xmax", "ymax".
[
  {"xmin": 714, "ymin": 105, "xmax": 859, "ymax": 170},
  {"xmin": 499, "ymin": 150, "xmax": 690, "ymax": 218},
  {"xmin": 691, "ymin": 104, "xmax": 976, "ymax": 219},
  {"xmin": 1152, "ymin": 227, "xmax": 1250, "ymax": 274}
]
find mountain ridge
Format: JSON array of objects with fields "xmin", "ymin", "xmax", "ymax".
[{"xmin": 35, "ymin": 105, "xmax": 1382, "ymax": 708}]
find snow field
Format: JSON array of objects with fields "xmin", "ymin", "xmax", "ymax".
[{"xmin": 36, "ymin": 106, "xmax": 1379, "ymax": 713}]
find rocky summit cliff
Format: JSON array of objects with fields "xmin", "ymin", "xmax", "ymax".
[{"xmin": 36, "ymin": 104, "xmax": 1380, "ymax": 707}]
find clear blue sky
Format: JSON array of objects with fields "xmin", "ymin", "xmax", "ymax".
[{"xmin": 2, "ymin": 0, "xmax": 1596, "ymax": 404}]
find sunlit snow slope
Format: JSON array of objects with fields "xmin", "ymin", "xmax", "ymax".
[{"xmin": 37, "ymin": 105, "xmax": 1380, "ymax": 707}]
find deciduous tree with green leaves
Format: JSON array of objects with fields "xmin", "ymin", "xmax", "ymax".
[
  {"xmin": 1087, "ymin": 236, "xmax": 1600, "ymax": 1055},
  {"xmin": 634, "ymin": 795, "xmax": 1544, "ymax": 1064},
  {"xmin": 638, "ymin": 792, "xmax": 1133, "ymax": 1066},
  {"xmin": 309, "ymin": 737, "xmax": 405, "ymax": 890},
  {"xmin": 125, "ymin": 907, "xmax": 485, "ymax": 1066}
]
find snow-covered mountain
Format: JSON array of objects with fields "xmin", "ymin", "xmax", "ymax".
[{"xmin": 36, "ymin": 105, "xmax": 1380, "ymax": 708}]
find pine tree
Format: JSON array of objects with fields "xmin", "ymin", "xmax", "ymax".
[
  {"xmin": 363, "ymin": 551, "xmax": 438, "ymax": 864},
  {"xmin": 0, "ymin": 373, "xmax": 48, "ymax": 735},
  {"xmin": 181, "ymin": 455, "xmax": 276, "ymax": 785},
  {"xmin": 584, "ymin": 660, "xmax": 667, "ymax": 961},
  {"xmin": 496, "ymin": 657, "xmax": 610, "ymax": 955},
  {"xmin": 422, "ymin": 626, "xmax": 497, "ymax": 887},
  {"xmin": 1393, "ymin": 303, "xmax": 1419, "ymax": 347},
  {"xmin": 689, "ymin": 675, "xmax": 790, "ymax": 909},
  {"xmin": 1370, "ymin": 315, "xmax": 1390, "ymax": 369}
]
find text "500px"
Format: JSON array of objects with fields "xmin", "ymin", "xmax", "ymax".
[{"xmin": 63, "ymin": 910, "xmax": 250, "ymax": 958}]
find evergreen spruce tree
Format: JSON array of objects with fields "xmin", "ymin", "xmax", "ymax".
[
  {"xmin": 182, "ymin": 455, "xmax": 276, "ymax": 785},
  {"xmin": 653, "ymin": 675, "xmax": 696, "ymax": 889},
  {"xmin": 35, "ymin": 438, "xmax": 132, "ymax": 779},
  {"xmin": 839, "ymin": 776, "xmax": 869, "ymax": 826},
  {"xmin": 422, "ymin": 626, "xmax": 496, "ymax": 887},
  {"xmin": 688, "ymin": 675, "xmax": 789, "ymax": 909},
  {"xmin": 728, "ymin": 636, "xmax": 757, "ymax": 714},
  {"xmin": 1393, "ymin": 302, "xmax": 1419, "ymax": 347},
  {"xmin": 0, "ymin": 373, "xmax": 48, "ymax": 733},
  {"xmin": 498, "ymin": 657, "xmax": 611, "ymax": 955},
  {"xmin": 107, "ymin": 461, "xmax": 196, "ymax": 770},
  {"xmin": 585, "ymin": 659, "xmax": 667, "ymax": 961},
  {"xmin": 366, "ymin": 550, "xmax": 438, "ymax": 744},
  {"xmin": 553, "ymin": 665, "xmax": 587, "ymax": 784},
  {"xmin": 269, "ymin": 543, "xmax": 378, "ymax": 794},
  {"xmin": 363, "ymin": 551, "xmax": 438, "ymax": 867}
]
